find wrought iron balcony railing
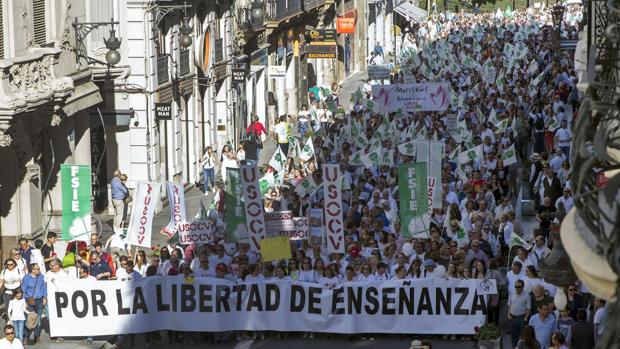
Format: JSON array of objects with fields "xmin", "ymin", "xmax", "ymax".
[{"xmin": 157, "ymin": 55, "xmax": 170, "ymax": 86}]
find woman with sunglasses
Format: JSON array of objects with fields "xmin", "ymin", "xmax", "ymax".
[
  {"xmin": 357, "ymin": 262, "xmax": 376, "ymax": 282},
  {"xmin": 298, "ymin": 258, "xmax": 317, "ymax": 283},
  {"xmin": 0, "ymin": 258, "xmax": 24, "ymax": 319},
  {"xmin": 10, "ymin": 249, "xmax": 27, "ymax": 275}
]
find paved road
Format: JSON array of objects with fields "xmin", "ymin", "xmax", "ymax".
[{"xmin": 95, "ymin": 335, "xmax": 478, "ymax": 349}]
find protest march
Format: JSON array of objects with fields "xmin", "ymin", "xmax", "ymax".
[{"xmin": 0, "ymin": 3, "xmax": 608, "ymax": 349}]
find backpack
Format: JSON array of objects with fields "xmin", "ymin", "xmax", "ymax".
[
  {"xmin": 246, "ymin": 123, "xmax": 263, "ymax": 149},
  {"xmin": 534, "ymin": 115, "xmax": 545, "ymax": 130}
]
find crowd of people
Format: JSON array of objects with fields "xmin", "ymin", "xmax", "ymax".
[{"xmin": 0, "ymin": 5, "xmax": 608, "ymax": 349}]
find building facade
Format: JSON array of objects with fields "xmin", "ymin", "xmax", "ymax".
[{"xmin": 0, "ymin": 0, "xmax": 369, "ymax": 255}]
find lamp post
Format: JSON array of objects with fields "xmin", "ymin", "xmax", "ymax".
[
  {"xmin": 73, "ymin": 18, "xmax": 122, "ymax": 66},
  {"xmin": 179, "ymin": 16, "xmax": 193, "ymax": 49},
  {"xmin": 551, "ymin": 2, "xmax": 565, "ymax": 53}
]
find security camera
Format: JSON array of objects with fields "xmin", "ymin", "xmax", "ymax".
[{"xmin": 133, "ymin": 120, "xmax": 139, "ymax": 127}]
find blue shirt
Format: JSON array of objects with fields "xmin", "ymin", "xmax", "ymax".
[
  {"xmin": 20, "ymin": 246, "xmax": 33, "ymax": 269},
  {"xmin": 21, "ymin": 274, "xmax": 47, "ymax": 299},
  {"xmin": 90, "ymin": 261, "xmax": 112, "ymax": 279},
  {"xmin": 111, "ymin": 177, "xmax": 128, "ymax": 200},
  {"xmin": 529, "ymin": 313, "xmax": 557, "ymax": 349}
]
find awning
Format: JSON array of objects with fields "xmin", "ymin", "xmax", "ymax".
[
  {"xmin": 62, "ymin": 81, "xmax": 102, "ymax": 117},
  {"xmin": 393, "ymin": 2, "xmax": 428, "ymax": 23}
]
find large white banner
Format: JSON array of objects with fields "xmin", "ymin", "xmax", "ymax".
[
  {"xmin": 162, "ymin": 182, "xmax": 186, "ymax": 239},
  {"xmin": 48, "ymin": 278, "xmax": 495, "ymax": 336},
  {"xmin": 126, "ymin": 182, "xmax": 162, "ymax": 247},
  {"xmin": 371, "ymin": 83, "xmax": 450, "ymax": 113},
  {"xmin": 323, "ymin": 164, "xmax": 345, "ymax": 254},
  {"xmin": 240, "ymin": 164, "xmax": 267, "ymax": 252}
]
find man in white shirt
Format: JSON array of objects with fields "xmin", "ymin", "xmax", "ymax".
[
  {"xmin": 506, "ymin": 261, "xmax": 526, "ymax": 296},
  {"xmin": 555, "ymin": 120, "xmax": 572, "ymax": 158},
  {"xmin": 555, "ymin": 187, "xmax": 574, "ymax": 212},
  {"xmin": 209, "ymin": 243, "xmax": 232, "ymax": 267},
  {"xmin": 0, "ymin": 325, "xmax": 24, "ymax": 349},
  {"xmin": 549, "ymin": 148, "xmax": 566, "ymax": 173},
  {"xmin": 532, "ymin": 234, "xmax": 551, "ymax": 270},
  {"xmin": 194, "ymin": 257, "xmax": 216, "ymax": 278}
]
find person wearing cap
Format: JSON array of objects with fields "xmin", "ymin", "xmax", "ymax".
[{"xmin": 422, "ymin": 259, "xmax": 445, "ymax": 279}]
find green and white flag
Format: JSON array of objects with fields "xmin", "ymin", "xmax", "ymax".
[
  {"xmin": 259, "ymin": 172, "xmax": 275, "ymax": 196},
  {"xmin": 61, "ymin": 164, "xmax": 92, "ymax": 242},
  {"xmin": 398, "ymin": 163, "xmax": 429, "ymax": 239},
  {"xmin": 299, "ymin": 137, "xmax": 315, "ymax": 161},
  {"xmin": 531, "ymin": 71, "xmax": 545, "ymax": 87},
  {"xmin": 294, "ymin": 175, "xmax": 319, "ymax": 198},
  {"xmin": 269, "ymin": 146, "xmax": 287, "ymax": 172},
  {"xmin": 502, "ymin": 144, "xmax": 517, "ymax": 166},
  {"xmin": 360, "ymin": 148, "xmax": 383, "ymax": 168},
  {"xmin": 224, "ymin": 168, "xmax": 248, "ymax": 243},
  {"xmin": 449, "ymin": 145, "xmax": 461, "ymax": 160},
  {"xmin": 398, "ymin": 141, "xmax": 417, "ymax": 156},
  {"xmin": 381, "ymin": 150, "xmax": 394, "ymax": 166},
  {"xmin": 510, "ymin": 232, "xmax": 532, "ymax": 250},
  {"xmin": 496, "ymin": 118, "xmax": 510, "ymax": 133},
  {"xmin": 457, "ymin": 145, "xmax": 483, "ymax": 178},
  {"xmin": 350, "ymin": 150, "xmax": 364, "ymax": 165},
  {"xmin": 488, "ymin": 108, "xmax": 498, "ymax": 125}
]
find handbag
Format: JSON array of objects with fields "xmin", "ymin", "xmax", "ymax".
[
  {"xmin": 27, "ymin": 275, "xmax": 39, "ymax": 306},
  {"xmin": 26, "ymin": 312, "xmax": 38, "ymax": 330}
]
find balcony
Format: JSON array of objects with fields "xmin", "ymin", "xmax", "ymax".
[
  {"xmin": 0, "ymin": 48, "xmax": 74, "ymax": 118},
  {"xmin": 179, "ymin": 48, "xmax": 190, "ymax": 76},
  {"xmin": 266, "ymin": 0, "xmax": 303, "ymax": 26},
  {"xmin": 237, "ymin": 7, "xmax": 264, "ymax": 32},
  {"xmin": 157, "ymin": 55, "xmax": 169, "ymax": 86}
]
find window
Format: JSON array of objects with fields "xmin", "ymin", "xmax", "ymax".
[
  {"xmin": 0, "ymin": 0, "xmax": 4, "ymax": 59},
  {"xmin": 32, "ymin": 0, "xmax": 47, "ymax": 46}
]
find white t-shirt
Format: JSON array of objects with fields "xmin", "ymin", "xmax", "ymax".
[
  {"xmin": 555, "ymin": 128, "xmax": 572, "ymax": 147},
  {"xmin": 318, "ymin": 276, "xmax": 339, "ymax": 288},
  {"xmin": 275, "ymin": 123, "xmax": 289, "ymax": 143},
  {"xmin": 594, "ymin": 305, "xmax": 607, "ymax": 336},
  {"xmin": 194, "ymin": 266, "xmax": 215, "ymax": 278},
  {"xmin": 297, "ymin": 270, "xmax": 317, "ymax": 283},
  {"xmin": 0, "ymin": 269, "xmax": 23, "ymax": 293},
  {"xmin": 357, "ymin": 273, "xmax": 377, "ymax": 282},
  {"xmin": 0, "ymin": 337, "xmax": 24, "ymax": 349},
  {"xmin": 44, "ymin": 269, "xmax": 69, "ymax": 284},
  {"xmin": 7, "ymin": 298, "xmax": 27, "ymax": 321}
]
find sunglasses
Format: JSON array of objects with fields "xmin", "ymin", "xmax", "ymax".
[
  {"xmin": 5, "ymin": 332, "xmax": 14, "ymax": 335},
  {"xmin": 515, "ymin": 286, "xmax": 523, "ymax": 289}
]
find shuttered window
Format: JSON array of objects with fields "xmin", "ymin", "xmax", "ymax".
[
  {"xmin": 32, "ymin": 0, "xmax": 46, "ymax": 46},
  {"xmin": 0, "ymin": 1, "xmax": 4, "ymax": 59}
]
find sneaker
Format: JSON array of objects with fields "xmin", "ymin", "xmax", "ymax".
[
  {"xmin": 308, "ymin": 333, "xmax": 314, "ymax": 339},
  {"xmin": 55, "ymin": 338, "xmax": 64, "ymax": 343},
  {"xmin": 260, "ymin": 333, "xmax": 265, "ymax": 340},
  {"xmin": 302, "ymin": 333, "xmax": 308, "ymax": 339},
  {"xmin": 236, "ymin": 334, "xmax": 242, "ymax": 341},
  {"xmin": 450, "ymin": 335, "xmax": 456, "ymax": 340},
  {"xmin": 251, "ymin": 333, "xmax": 257, "ymax": 340}
]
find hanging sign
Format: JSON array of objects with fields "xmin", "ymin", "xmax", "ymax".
[
  {"xmin": 61, "ymin": 165, "xmax": 92, "ymax": 242},
  {"xmin": 336, "ymin": 17, "xmax": 355, "ymax": 34}
]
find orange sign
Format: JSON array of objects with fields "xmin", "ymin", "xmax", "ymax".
[{"xmin": 336, "ymin": 18, "xmax": 355, "ymax": 34}]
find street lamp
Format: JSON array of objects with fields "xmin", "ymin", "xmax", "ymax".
[
  {"xmin": 73, "ymin": 18, "xmax": 122, "ymax": 66},
  {"xmin": 179, "ymin": 16, "xmax": 193, "ymax": 48},
  {"xmin": 551, "ymin": 3, "xmax": 565, "ymax": 53},
  {"xmin": 251, "ymin": 0, "xmax": 265, "ymax": 25},
  {"xmin": 539, "ymin": 236, "xmax": 578, "ymax": 310}
]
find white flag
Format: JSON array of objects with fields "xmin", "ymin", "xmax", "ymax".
[
  {"xmin": 299, "ymin": 137, "xmax": 315, "ymax": 161},
  {"xmin": 162, "ymin": 182, "xmax": 186, "ymax": 238},
  {"xmin": 127, "ymin": 182, "xmax": 162, "ymax": 247},
  {"xmin": 502, "ymin": 144, "xmax": 517, "ymax": 166},
  {"xmin": 269, "ymin": 146, "xmax": 287, "ymax": 172}
]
